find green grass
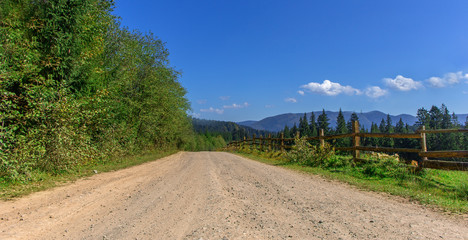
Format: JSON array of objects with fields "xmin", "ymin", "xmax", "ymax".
[
  {"xmin": 0, "ymin": 149, "xmax": 178, "ymax": 200},
  {"xmin": 233, "ymin": 150, "xmax": 468, "ymax": 214}
]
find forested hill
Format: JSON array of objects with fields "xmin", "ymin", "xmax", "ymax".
[
  {"xmin": 192, "ymin": 119, "xmax": 272, "ymax": 142},
  {"xmin": 0, "ymin": 1, "xmax": 192, "ymax": 181},
  {"xmin": 239, "ymin": 110, "xmax": 467, "ymax": 132}
]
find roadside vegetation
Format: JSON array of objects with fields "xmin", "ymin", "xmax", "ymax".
[
  {"xmin": 0, "ymin": 0, "xmax": 225, "ymax": 197},
  {"xmin": 231, "ymin": 137, "xmax": 468, "ymax": 213}
]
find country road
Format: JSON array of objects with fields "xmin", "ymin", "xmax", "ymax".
[{"xmin": 1, "ymin": 152, "xmax": 467, "ymax": 239}]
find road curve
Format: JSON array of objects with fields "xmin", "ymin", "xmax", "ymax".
[{"xmin": 0, "ymin": 152, "xmax": 466, "ymax": 239}]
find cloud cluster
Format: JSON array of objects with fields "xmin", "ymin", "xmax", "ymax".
[
  {"xmin": 300, "ymin": 80, "xmax": 361, "ymax": 96},
  {"xmin": 199, "ymin": 101, "xmax": 250, "ymax": 115},
  {"xmin": 297, "ymin": 71, "xmax": 467, "ymax": 100},
  {"xmin": 426, "ymin": 71, "xmax": 468, "ymax": 88},
  {"xmin": 365, "ymin": 86, "xmax": 388, "ymax": 98},
  {"xmin": 285, "ymin": 97, "xmax": 297, "ymax": 103},
  {"xmin": 383, "ymin": 75, "xmax": 423, "ymax": 91},
  {"xmin": 223, "ymin": 102, "xmax": 249, "ymax": 109},
  {"xmin": 200, "ymin": 107, "xmax": 224, "ymax": 114}
]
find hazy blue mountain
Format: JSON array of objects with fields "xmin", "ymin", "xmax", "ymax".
[{"xmin": 238, "ymin": 111, "xmax": 467, "ymax": 132}]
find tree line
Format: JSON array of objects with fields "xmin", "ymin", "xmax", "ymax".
[
  {"xmin": 278, "ymin": 105, "xmax": 467, "ymax": 155},
  {"xmin": 1, "ymin": 0, "xmax": 193, "ymax": 180}
]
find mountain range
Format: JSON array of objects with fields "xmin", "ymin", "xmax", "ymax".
[{"xmin": 238, "ymin": 111, "xmax": 468, "ymax": 132}]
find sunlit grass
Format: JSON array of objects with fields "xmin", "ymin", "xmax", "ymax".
[{"xmin": 234, "ymin": 150, "xmax": 468, "ymax": 214}]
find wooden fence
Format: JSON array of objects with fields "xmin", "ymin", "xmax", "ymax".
[{"xmin": 227, "ymin": 121, "xmax": 468, "ymax": 171}]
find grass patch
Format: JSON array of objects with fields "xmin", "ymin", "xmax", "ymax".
[
  {"xmin": 233, "ymin": 150, "xmax": 468, "ymax": 214},
  {"xmin": 0, "ymin": 149, "xmax": 178, "ymax": 200}
]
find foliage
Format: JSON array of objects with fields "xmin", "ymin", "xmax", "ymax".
[
  {"xmin": 192, "ymin": 118, "xmax": 270, "ymax": 142},
  {"xmin": 183, "ymin": 133, "xmax": 226, "ymax": 151},
  {"xmin": 0, "ymin": 0, "xmax": 192, "ymax": 182},
  {"xmin": 317, "ymin": 109, "xmax": 330, "ymax": 134},
  {"xmin": 286, "ymin": 136, "xmax": 350, "ymax": 168}
]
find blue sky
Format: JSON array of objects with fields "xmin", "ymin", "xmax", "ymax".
[{"xmin": 113, "ymin": 0, "xmax": 468, "ymax": 122}]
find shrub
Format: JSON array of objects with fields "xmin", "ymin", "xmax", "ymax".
[{"xmin": 287, "ymin": 136, "xmax": 344, "ymax": 168}]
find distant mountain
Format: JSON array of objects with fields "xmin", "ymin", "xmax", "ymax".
[
  {"xmin": 192, "ymin": 118, "xmax": 272, "ymax": 141},
  {"xmin": 238, "ymin": 111, "xmax": 467, "ymax": 132}
]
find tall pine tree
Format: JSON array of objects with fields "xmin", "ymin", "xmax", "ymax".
[
  {"xmin": 334, "ymin": 108, "xmax": 347, "ymax": 147},
  {"xmin": 309, "ymin": 112, "xmax": 318, "ymax": 137},
  {"xmin": 317, "ymin": 109, "xmax": 330, "ymax": 135},
  {"xmin": 347, "ymin": 112, "xmax": 359, "ymax": 133}
]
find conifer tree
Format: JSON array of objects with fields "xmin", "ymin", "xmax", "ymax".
[
  {"xmin": 335, "ymin": 108, "xmax": 348, "ymax": 147},
  {"xmin": 370, "ymin": 122, "xmax": 380, "ymax": 146},
  {"xmin": 378, "ymin": 118, "xmax": 388, "ymax": 147},
  {"xmin": 309, "ymin": 112, "xmax": 318, "ymax": 137},
  {"xmin": 385, "ymin": 114, "xmax": 394, "ymax": 147},
  {"xmin": 394, "ymin": 118, "xmax": 405, "ymax": 148},
  {"xmin": 298, "ymin": 113, "xmax": 310, "ymax": 137},
  {"xmin": 317, "ymin": 109, "xmax": 330, "ymax": 135},
  {"xmin": 291, "ymin": 123, "xmax": 298, "ymax": 137},
  {"xmin": 416, "ymin": 107, "xmax": 430, "ymax": 127},
  {"xmin": 347, "ymin": 112, "xmax": 359, "ymax": 133},
  {"xmin": 283, "ymin": 125, "xmax": 291, "ymax": 138}
]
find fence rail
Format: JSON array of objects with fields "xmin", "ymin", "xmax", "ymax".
[{"xmin": 226, "ymin": 121, "xmax": 468, "ymax": 171}]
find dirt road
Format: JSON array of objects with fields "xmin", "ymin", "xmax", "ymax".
[{"xmin": 0, "ymin": 152, "xmax": 466, "ymax": 239}]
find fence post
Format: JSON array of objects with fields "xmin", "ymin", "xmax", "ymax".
[
  {"xmin": 243, "ymin": 136, "xmax": 246, "ymax": 149},
  {"xmin": 319, "ymin": 129, "xmax": 324, "ymax": 148},
  {"xmin": 281, "ymin": 133, "xmax": 284, "ymax": 152},
  {"xmin": 268, "ymin": 134, "xmax": 272, "ymax": 151},
  {"xmin": 419, "ymin": 125, "xmax": 428, "ymax": 168},
  {"xmin": 253, "ymin": 134, "xmax": 256, "ymax": 150},
  {"xmin": 352, "ymin": 120, "xmax": 360, "ymax": 160},
  {"xmin": 260, "ymin": 135, "xmax": 263, "ymax": 151}
]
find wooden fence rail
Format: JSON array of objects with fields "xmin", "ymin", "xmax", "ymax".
[{"xmin": 226, "ymin": 121, "xmax": 468, "ymax": 171}]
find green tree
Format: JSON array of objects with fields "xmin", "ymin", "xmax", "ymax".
[
  {"xmin": 309, "ymin": 112, "xmax": 318, "ymax": 137},
  {"xmin": 369, "ymin": 122, "xmax": 380, "ymax": 146},
  {"xmin": 394, "ymin": 118, "xmax": 406, "ymax": 148},
  {"xmin": 335, "ymin": 108, "xmax": 348, "ymax": 147},
  {"xmin": 291, "ymin": 123, "xmax": 298, "ymax": 137},
  {"xmin": 317, "ymin": 109, "xmax": 330, "ymax": 135},
  {"xmin": 385, "ymin": 114, "xmax": 394, "ymax": 147},
  {"xmin": 347, "ymin": 112, "xmax": 359, "ymax": 133},
  {"xmin": 416, "ymin": 107, "xmax": 430, "ymax": 127},
  {"xmin": 299, "ymin": 113, "xmax": 311, "ymax": 137},
  {"xmin": 0, "ymin": 0, "xmax": 194, "ymax": 180},
  {"xmin": 283, "ymin": 125, "xmax": 291, "ymax": 138}
]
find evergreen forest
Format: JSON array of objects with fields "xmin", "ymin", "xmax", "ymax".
[{"xmin": 278, "ymin": 105, "xmax": 467, "ymax": 159}]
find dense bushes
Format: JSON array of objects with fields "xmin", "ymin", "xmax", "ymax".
[
  {"xmin": 236, "ymin": 136, "xmax": 418, "ymax": 180},
  {"xmin": 183, "ymin": 134, "xmax": 227, "ymax": 152},
  {"xmin": 0, "ymin": 0, "xmax": 192, "ymax": 181}
]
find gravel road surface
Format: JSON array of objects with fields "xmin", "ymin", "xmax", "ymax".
[{"xmin": 0, "ymin": 152, "xmax": 466, "ymax": 239}]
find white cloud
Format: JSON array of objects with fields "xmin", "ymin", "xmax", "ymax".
[
  {"xmin": 200, "ymin": 107, "xmax": 224, "ymax": 114},
  {"xmin": 427, "ymin": 77, "xmax": 445, "ymax": 88},
  {"xmin": 196, "ymin": 99, "xmax": 207, "ymax": 104},
  {"xmin": 190, "ymin": 113, "xmax": 201, "ymax": 118},
  {"xmin": 297, "ymin": 90, "xmax": 305, "ymax": 96},
  {"xmin": 219, "ymin": 96, "xmax": 230, "ymax": 101},
  {"xmin": 365, "ymin": 86, "xmax": 388, "ymax": 98},
  {"xmin": 426, "ymin": 71, "xmax": 468, "ymax": 88},
  {"xmin": 384, "ymin": 75, "xmax": 423, "ymax": 91},
  {"xmin": 300, "ymin": 80, "xmax": 361, "ymax": 96},
  {"xmin": 265, "ymin": 104, "xmax": 274, "ymax": 108},
  {"xmin": 223, "ymin": 102, "xmax": 249, "ymax": 109},
  {"xmin": 285, "ymin": 97, "xmax": 297, "ymax": 103}
]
